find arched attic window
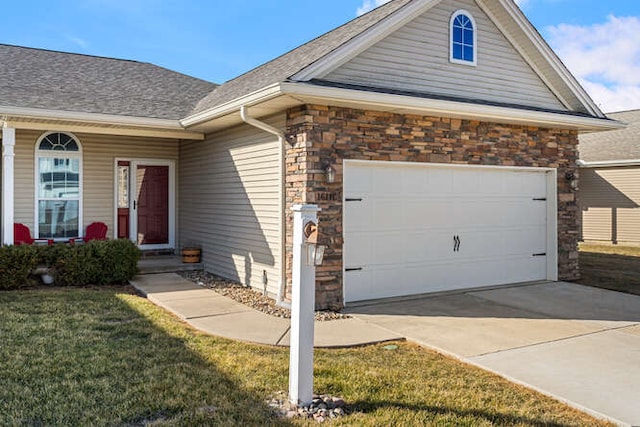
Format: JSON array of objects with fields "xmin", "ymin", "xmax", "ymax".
[
  {"xmin": 35, "ymin": 132, "xmax": 82, "ymax": 239},
  {"xmin": 450, "ymin": 10, "xmax": 477, "ymax": 66}
]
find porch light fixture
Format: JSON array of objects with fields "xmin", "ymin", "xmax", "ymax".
[
  {"xmin": 564, "ymin": 171, "xmax": 578, "ymax": 189},
  {"xmin": 324, "ymin": 164, "xmax": 336, "ymax": 184},
  {"xmin": 306, "ymin": 243, "xmax": 326, "ymax": 266}
]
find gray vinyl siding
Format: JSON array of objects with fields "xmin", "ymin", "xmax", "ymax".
[
  {"xmin": 179, "ymin": 115, "xmax": 283, "ymax": 296},
  {"xmin": 14, "ymin": 129, "xmax": 179, "ymax": 239},
  {"xmin": 323, "ymin": 0, "xmax": 564, "ymax": 111},
  {"xmin": 580, "ymin": 167, "xmax": 640, "ymax": 244}
]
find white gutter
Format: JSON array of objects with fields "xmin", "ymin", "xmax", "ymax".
[
  {"xmin": 279, "ymin": 82, "xmax": 624, "ymax": 132},
  {"xmin": 577, "ymin": 159, "xmax": 640, "ymax": 168},
  {"xmin": 239, "ymin": 105, "xmax": 290, "ymax": 308},
  {"xmin": 182, "ymin": 83, "xmax": 283, "ymax": 128},
  {"xmin": 182, "ymin": 82, "xmax": 623, "ymax": 133},
  {"xmin": 0, "ymin": 105, "xmax": 187, "ymax": 129},
  {"xmin": 0, "ymin": 105, "xmax": 204, "ymax": 140}
]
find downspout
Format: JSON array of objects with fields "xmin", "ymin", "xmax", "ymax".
[{"xmin": 240, "ymin": 105, "xmax": 290, "ymax": 308}]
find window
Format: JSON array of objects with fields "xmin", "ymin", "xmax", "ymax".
[
  {"xmin": 450, "ymin": 10, "xmax": 476, "ymax": 65},
  {"xmin": 36, "ymin": 132, "xmax": 82, "ymax": 239}
]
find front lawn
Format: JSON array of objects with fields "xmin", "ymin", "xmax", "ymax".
[
  {"xmin": 0, "ymin": 287, "xmax": 611, "ymax": 426},
  {"xmin": 578, "ymin": 243, "xmax": 640, "ymax": 295}
]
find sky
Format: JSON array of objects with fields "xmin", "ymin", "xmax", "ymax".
[{"xmin": 1, "ymin": 0, "xmax": 638, "ymax": 113}]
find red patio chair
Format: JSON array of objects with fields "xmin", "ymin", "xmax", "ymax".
[
  {"xmin": 13, "ymin": 223, "xmax": 54, "ymax": 245},
  {"xmin": 70, "ymin": 222, "xmax": 108, "ymax": 244}
]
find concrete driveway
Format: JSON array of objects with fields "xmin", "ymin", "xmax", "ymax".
[{"xmin": 344, "ymin": 282, "xmax": 640, "ymax": 426}]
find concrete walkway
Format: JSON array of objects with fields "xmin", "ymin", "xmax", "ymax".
[
  {"xmin": 131, "ymin": 274, "xmax": 640, "ymax": 425},
  {"xmin": 130, "ymin": 273, "xmax": 401, "ymax": 348},
  {"xmin": 344, "ymin": 282, "xmax": 640, "ymax": 427}
]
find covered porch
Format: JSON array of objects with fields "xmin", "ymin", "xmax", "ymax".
[{"xmin": 0, "ymin": 118, "xmax": 203, "ymax": 248}]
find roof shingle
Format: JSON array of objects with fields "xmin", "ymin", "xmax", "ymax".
[
  {"xmin": 579, "ymin": 110, "xmax": 640, "ymax": 162},
  {"xmin": 0, "ymin": 44, "xmax": 217, "ymax": 120}
]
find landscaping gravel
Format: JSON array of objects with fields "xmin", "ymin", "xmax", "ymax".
[
  {"xmin": 266, "ymin": 391, "xmax": 349, "ymax": 422},
  {"xmin": 179, "ymin": 271, "xmax": 350, "ymax": 321}
]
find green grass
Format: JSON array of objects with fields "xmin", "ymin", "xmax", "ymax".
[
  {"xmin": 0, "ymin": 287, "xmax": 612, "ymax": 426},
  {"xmin": 578, "ymin": 243, "xmax": 640, "ymax": 295}
]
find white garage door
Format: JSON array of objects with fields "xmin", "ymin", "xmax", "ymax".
[{"xmin": 344, "ymin": 161, "xmax": 556, "ymax": 303}]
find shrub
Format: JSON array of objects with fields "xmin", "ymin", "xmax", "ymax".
[
  {"xmin": 0, "ymin": 239, "xmax": 141, "ymax": 290},
  {"xmin": 0, "ymin": 245, "xmax": 39, "ymax": 290},
  {"xmin": 53, "ymin": 239, "xmax": 141, "ymax": 286}
]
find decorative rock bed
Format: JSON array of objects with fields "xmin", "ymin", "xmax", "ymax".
[
  {"xmin": 179, "ymin": 271, "xmax": 350, "ymax": 321},
  {"xmin": 266, "ymin": 391, "xmax": 349, "ymax": 422}
]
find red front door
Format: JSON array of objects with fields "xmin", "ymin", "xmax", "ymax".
[{"xmin": 136, "ymin": 165, "xmax": 169, "ymax": 245}]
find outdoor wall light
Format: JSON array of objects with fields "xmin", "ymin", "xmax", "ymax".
[
  {"xmin": 565, "ymin": 171, "xmax": 578, "ymax": 189},
  {"xmin": 324, "ymin": 164, "xmax": 336, "ymax": 184}
]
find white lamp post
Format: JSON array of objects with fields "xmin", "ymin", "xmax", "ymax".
[{"xmin": 289, "ymin": 204, "xmax": 322, "ymax": 406}]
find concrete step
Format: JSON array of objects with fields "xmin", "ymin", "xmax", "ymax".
[{"xmin": 137, "ymin": 255, "xmax": 203, "ymax": 275}]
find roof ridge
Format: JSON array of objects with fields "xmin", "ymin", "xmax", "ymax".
[
  {"xmin": 0, "ymin": 42, "xmax": 145, "ymax": 65},
  {"xmin": 191, "ymin": 0, "xmax": 414, "ymax": 114},
  {"xmin": 216, "ymin": 0, "xmax": 411, "ymax": 86}
]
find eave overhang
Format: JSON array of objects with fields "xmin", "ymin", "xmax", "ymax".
[
  {"xmin": 0, "ymin": 105, "xmax": 205, "ymax": 140},
  {"xmin": 181, "ymin": 82, "xmax": 624, "ymax": 134}
]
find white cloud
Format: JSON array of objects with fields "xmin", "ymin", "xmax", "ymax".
[
  {"xmin": 357, "ymin": 0, "xmax": 392, "ymax": 16},
  {"xmin": 546, "ymin": 15, "xmax": 640, "ymax": 112}
]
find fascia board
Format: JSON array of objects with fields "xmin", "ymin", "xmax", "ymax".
[
  {"xmin": 0, "ymin": 105, "xmax": 181, "ymax": 129},
  {"xmin": 180, "ymin": 82, "xmax": 284, "ymax": 127},
  {"xmin": 486, "ymin": 0, "xmax": 603, "ymax": 118},
  {"xmin": 291, "ymin": 0, "xmax": 442, "ymax": 82},
  {"xmin": 280, "ymin": 82, "xmax": 624, "ymax": 131},
  {"xmin": 0, "ymin": 105, "xmax": 204, "ymax": 140},
  {"xmin": 578, "ymin": 159, "xmax": 640, "ymax": 168}
]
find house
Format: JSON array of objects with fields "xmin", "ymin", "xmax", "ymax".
[
  {"xmin": 579, "ymin": 110, "xmax": 640, "ymax": 245},
  {"xmin": 0, "ymin": 0, "xmax": 621, "ymax": 309}
]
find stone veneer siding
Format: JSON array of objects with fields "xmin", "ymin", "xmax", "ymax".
[{"xmin": 285, "ymin": 104, "xmax": 580, "ymax": 310}]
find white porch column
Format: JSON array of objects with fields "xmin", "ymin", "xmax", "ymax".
[
  {"xmin": 289, "ymin": 204, "xmax": 320, "ymax": 406},
  {"xmin": 2, "ymin": 124, "xmax": 15, "ymax": 246}
]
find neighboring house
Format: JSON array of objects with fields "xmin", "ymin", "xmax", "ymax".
[
  {"xmin": 0, "ymin": 0, "xmax": 621, "ymax": 309},
  {"xmin": 579, "ymin": 110, "xmax": 640, "ymax": 245}
]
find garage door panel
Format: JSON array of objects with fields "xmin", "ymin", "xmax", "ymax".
[
  {"xmin": 372, "ymin": 232, "xmax": 408, "ymax": 265},
  {"xmin": 402, "ymin": 168, "xmax": 430, "ymax": 194},
  {"xmin": 344, "ymin": 199, "xmax": 372, "ymax": 232},
  {"xmin": 344, "ymin": 234, "xmax": 372, "ymax": 267},
  {"xmin": 449, "ymin": 258, "xmax": 506, "ymax": 289},
  {"xmin": 429, "ymin": 168, "xmax": 454, "ymax": 193},
  {"xmin": 453, "ymin": 169, "xmax": 481, "ymax": 194},
  {"xmin": 373, "ymin": 200, "xmax": 402, "ymax": 229},
  {"xmin": 345, "ymin": 165, "xmax": 373, "ymax": 194},
  {"xmin": 404, "ymin": 200, "xmax": 451, "ymax": 227},
  {"xmin": 457, "ymin": 230, "xmax": 505, "ymax": 258},
  {"xmin": 344, "ymin": 162, "xmax": 552, "ymax": 303},
  {"xmin": 505, "ymin": 255, "xmax": 547, "ymax": 282},
  {"xmin": 505, "ymin": 227, "xmax": 547, "ymax": 254},
  {"xmin": 372, "ymin": 167, "xmax": 399, "ymax": 195},
  {"xmin": 478, "ymin": 171, "xmax": 507, "ymax": 195},
  {"xmin": 404, "ymin": 231, "xmax": 441, "ymax": 262},
  {"xmin": 344, "ymin": 269, "xmax": 372, "ymax": 302}
]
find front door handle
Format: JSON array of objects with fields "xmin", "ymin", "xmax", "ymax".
[{"xmin": 133, "ymin": 200, "xmax": 136, "ymax": 210}]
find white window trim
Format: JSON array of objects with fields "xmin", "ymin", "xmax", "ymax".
[
  {"xmin": 449, "ymin": 9, "xmax": 478, "ymax": 67},
  {"xmin": 34, "ymin": 131, "xmax": 83, "ymax": 240}
]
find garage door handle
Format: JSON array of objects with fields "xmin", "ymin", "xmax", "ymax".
[
  {"xmin": 345, "ymin": 198, "xmax": 363, "ymax": 202},
  {"xmin": 345, "ymin": 267, "xmax": 363, "ymax": 272},
  {"xmin": 453, "ymin": 235, "xmax": 461, "ymax": 252}
]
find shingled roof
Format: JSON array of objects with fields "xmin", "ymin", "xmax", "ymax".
[
  {"xmin": 579, "ymin": 110, "xmax": 640, "ymax": 162},
  {"xmin": 0, "ymin": 44, "xmax": 217, "ymax": 120},
  {"xmin": 191, "ymin": 0, "xmax": 413, "ymax": 114}
]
